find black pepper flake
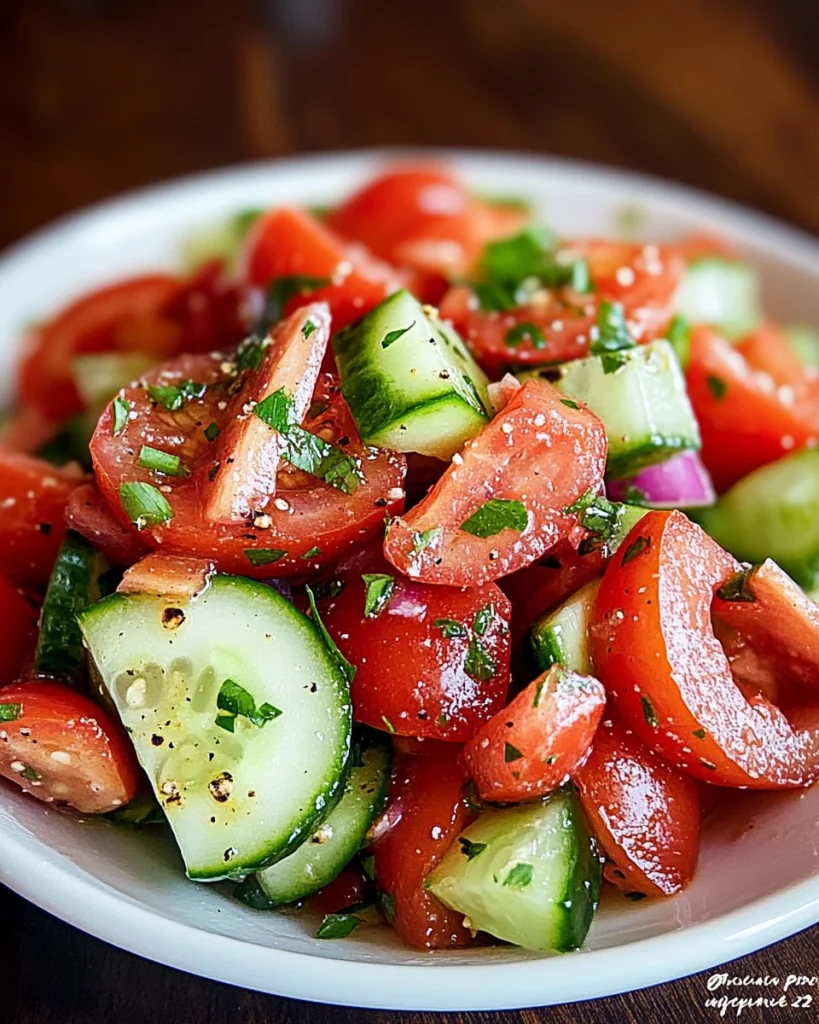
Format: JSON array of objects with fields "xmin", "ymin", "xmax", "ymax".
[
  {"xmin": 151, "ymin": 734, "xmax": 164, "ymax": 746},
  {"xmin": 38, "ymin": 522, "xmax": 52, "ymax": 535}
]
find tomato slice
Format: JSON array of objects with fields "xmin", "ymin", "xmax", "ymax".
[
  {"xmin": 574, "ymin": 713, "xmax": 701, "ymax": 897},
  {"xmin": 65, "ymin": 482, "xmax": 148, "ymax": 567},
  {"xmin": 117, "ymin": 552, "xmax": 215, "ymax": 601},
  {"xmin": 0, "ymin": 681, "xmax": 139, "ymax": 812},
  {"xmin": 91, "ymin": 331, "xmax": 406, "ymax": 579},
  {"xmin": 372, "ymin": 743, "xmax": 473, "ymax": 949},
  {"xmin": 242, "ymin": 207, "xmax": 402, "ymax": 332},
  {"xmin": 383, "ymin": 378, "xmax": 607, "ymax": 587},
  {"xmin": 0, "ymin": 452, "xmax": 84, "ymax": 585},
  {"xmin": 590, "ymin": 510, "xmax": 819, "ymax": 788},
  {"xmin": 317, "ymin": 545, "xmax": 511, "ymax": 742},
  {"xmin": 308, "ymin": 864, "xmax": 369, "ymax": 916},
  {"xmin": 735, "ymin": 323, "xmax": 817, "ymax": 397},
  {"xmin": 463, "ymin": 664, "xmax": 605, "ymax": 802},
  {"xmin": 0, "ymin": 575, "xmax": 38, "ymax": 686},
  {"xmin": 686, "ymin": 327, "xmax": 819, "ymax": 492},
  {"xmin": 440, "ymin": 242, "xmax": 682, "ymax": 376}
]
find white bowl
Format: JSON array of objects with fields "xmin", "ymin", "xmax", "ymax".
[{"xmin": 1, "ymin": 151, "xmax": 818, "ymax": 1011}]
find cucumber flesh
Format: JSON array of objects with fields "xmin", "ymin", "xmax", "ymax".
[
  {"xmin": 530, "ymin": 579, "xmax": 599, "ymax": 675},
  {"xmin": 73, "ymin": 352, "xmax": 157, "ymax": 410},
  {"xmin": 78, "ymin": 575, "xmax": 351, "ymax": 880},
  {"xmin": 333, "ymin": 289, "xmax": 491, "ymax": 460},
  {"xmin": 783, "ymin": 325, "xmax": 819, "ymax": 368},
  {"xmin": 257, "ymin": 732, "xmax": 390, "ymax": 905},
  {"xmin": 425, "ymin": 789, "xmax": 601, "ymax": 953},
  {"xmin": 522, "ymin": 340, "xmax": 700, "ymax": 478},
  {"xmin": 180, "ymin": 210, "xmax": 262, "ymax": 272},
  {"xmin": 36, "ymin": 531, "xmax": 103, "ymax": 677},
  {"xmin": 677, "ymin": 257, "xmax": 760, "ymax": 339},
  {"xmin": 695, "ymin": 449, "xmax": 819, "ymax": 589}
]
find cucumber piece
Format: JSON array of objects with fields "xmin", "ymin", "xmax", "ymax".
[
  {"xmin": 695, "ymin": 449, "xmax": 819, "ymax": 589},
  {"xmin": 78, "ymin": 575, "xmax": 351, "ymax": 880},
  {"xmin": 257, "ymin": 732, "xmax": 390, "ymax": 905},
  {"xmin": 523, "ymin": 340, "xmax": 700, "ymax": 478},
  {"xmin": 36, "ymin": 531, "xmax": 103, "ymax": 677},
  {"xmin": 783, "ymin": 325, "xmax": 819, "ymax": 368},
  {"xmin": 425, "ymin": 789, "xmax": 601, "ymax": 953},
  {"xmin": 530, "ymin": 579, "xmax": 599, "ymax": 675},
  {"xmin": 677, "ymin": 257, "xmax": 760, "ymax": 339},
  {"xmin": 180, "ymin": 209, "xmax": 262, "ymax": 272},
  {"xmin": 73, "ymin": 352, "xmax": 156, "ymax": 410},
  {"xmin": 333, "ymin": 289, "xmax": 491, "ymax": 460}
]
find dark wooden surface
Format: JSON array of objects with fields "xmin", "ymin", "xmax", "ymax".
[{"xmin": 1, "ymin": 1, "xmax": 818, "ymax": 1021}]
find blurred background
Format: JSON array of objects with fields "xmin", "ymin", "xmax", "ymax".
[{"xmin": 2, "ymin": 0, "xmax": 819, "ymax": 250}]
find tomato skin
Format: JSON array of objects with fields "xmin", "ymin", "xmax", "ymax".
[
  {"xmin": 318, "ymin": 546, "xmax": 511, "ymax": 742},
  {"xmin": 309, "ymin": 864, "xmax": 368, "ymax": 915},
  {"xmin": 590, "ymin": 510, "xmax": 819, "ymax": 788},
  {"xmin": 242, "ymin": 207, "xmax": 402, "ymax": 332},
  {"xmin": 575, "ymin": 713, "xmax": 701, "ymax": 897},
  {"xmin": 463, "ymin": 664, "xmax": 605, "ymax": 802},
  {"xmin": 735, "ymin": 323, "xmax": 817, "ymax": 397},
  {"xmin": 686, "ymin": 327, "xmax": 819, "ymax": 492},
  {"xmin": 372, "ymin": 744, "xmax": 473, "ymax": 949},
  {"xmin": 0, "ymin": 452, "xmax": 84, "ymax": 585},
  {"xmin": 0, "ymin": 575, "xmax": 38, "ymax": 686},
  {"xmin": 383, "ymin": 378, "xmax": 607, "ymax": 587},
  {"xmin": 118, "ymin": 553, "xmax": 214, "ymax": 601},
  {"xmin": 65, "ymin": 482, "xmax": 148, "ymax": 567},
  {"xmin": 0, "ymin": 681, "xmax": 140, "ymax": 813}
]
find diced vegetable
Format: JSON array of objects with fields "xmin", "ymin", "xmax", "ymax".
[
  {"xmin": 529, "ymin": 579, "xmax": 599, "ymax": 674},
  {"xmin": 677, "ymin": 257, "xmax": 760, "ymax": 338},
  {"xmin": 605, "ymin": 450, "xmax": 715, "ymax": 510}
]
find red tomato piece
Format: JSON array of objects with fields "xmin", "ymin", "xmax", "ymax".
[
  {"xmin": 686, "ymin": 327, "xmax": 819, "ymax": 492},
  {"xmin": 242, "ymin": 207, "xmax": 402, "ymax": 332},
  {"xmin": 0, "ymin": 680, "xmax": 139, "ymax": 813},
  {"xmin": 117, "ymin": 553, "xmax": 215, "ymax": 600},
  {"xmin": 574, "ymin": 713, "xmax": 701, "ymax": 897},
  {"xmin": 735, "ymin": 323, "xmax": 817, "ymax": 397},
  {"xmin": 383, "ymin": 378, "xmax": 607, "ymax": 587},
  {"xmin": 0, "ymin": 451, "xmax": 84, "ymax": 585},
  {"xmin": 65, "ymin": 482, "xmax": 148, "ymax": 567},
  {"xmin": 0, "ymin": 575, "xmax": 38, "ymax": 686},
  {"xmin": 463, "ymin": 664, "xmax": 605, "ymax": 802},
  {"xmin": 372, "ymin": 744, "xmax": 473, "ymax": 949},
  {"xmin": 317, "ymin": 545, "xmax": 511, "ymax": 742},
  {"xmin": 590, "ymin": 510, "xmax": 819, "ymax": 788},
  {"xmin": 309, "ymin": 864, "xmax": 368, "ymax": 916}
]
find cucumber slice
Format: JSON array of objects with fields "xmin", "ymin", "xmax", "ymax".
[
  {"xmin": 677, "ymin": 257, "xmax": 760, "ymax": 339},
  {"xmin": 333, "ymin": 289, "xmax": 491, "ymax": 460},
  {"xmin": 78, "ymin": 575, "xmax": 351, "ymax": 880},
  {"xmin": 783, "ymin": 325, "xmax": 819, "ymax": 368},
  {"xmin": 695, "ymin": 449, "xmax": 819, "ymax": 589},
  {"xmin": 530, "ymin": 579, "xmax": 599, "ymax": 675},
  {"xmin": 257, "ymin": 732, "xmax": 390, "ymax": 905},
  {"xmin": 425, "ymin": 789, "xmax": 601, "ymax": 953},
  {"xmin": 73, "ymin": 352, "xmax": 156, "ymax": 410},
  {"xmin": 180, "ymin": 210, "xmax": 262, "ymax": 272},
  {"xmin": 36, "ymin": 531, "xmax": 104, "ymax": 677},
  {"xmin": 523, "ymin": 340, "xmax": 700, "ymax": 478}
]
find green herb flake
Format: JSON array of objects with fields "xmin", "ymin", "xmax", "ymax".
[
  {"xmin": 119, "ymin": 482, "xmax": 174, "ymax": 530},
  {"xmin": 302, "ymin": 319, "xmax": 317, "ymax": 340},
  {"xmin": 472, "ymin": 604, "xmax": 495, "ymax": 636},
  {"xmin": 381, "ymin": 715, "xmax": 396, "ymax": 734},
  {"xmin": 244, "ymin": 548, "xmax": 287, "ymax": 566},
  {"xmin": 301, "ymin": 546, "xmax": 321, "ymax": 559},
  {"xmin": 361, "ymin": 573, "xmax": 396, "ymax": 618},
  {"xmin": 204, "ymin": 421, "xmax": 220, "ymax": 442},
  {"xmin": 504, "ymin": 742, "xmax": 524, "ymax": 763},
  {"xmin": 560, "ymin": 398, "xmax": 580, "ymax": 410},
  {"xmin": 380, "ymin": 892, "xmax": 396, "ymax": 923},
  {"xmin": 481, "ymin": 226, "xmax": 556, "ymax": 283},
  {"xmin": 460, "ymin": 498, "xmax": 528, "ymax": 539},
  {"xmin": 0, "ymin": 702, "xmax": 22, "ymax": 722},
  {"xmin": 473, "ymin": 279, "xmax": 518, "ymax": 312},
  {"xmin": 716, "ymin": 569, "xmax": 756, "ymax": 603},
  {"xmin": 565, "ymin": 490, "xmax": 625, "ymax": 556},
  {"xmin": 503, "ymin": 862, "xmax": 533, "ymax": 888},
  {"xmin": 254, "ymin": 386, "xmax": 296, "ymax": 432},
  {"xmin": 570, "ymin": 258, "xmax": 592, "ymax": 294},
  {"xmin": 316, "ymin": 913, "xmax": 364, "ymax": 940},
  {"xmin": 112, "ymin": 397, "xmax": 130, "ymax": 436},
  {"xmin": 146, "ymin": 379, "xmax": 207, "ymax": 412},
  {"xmin": 641, "ymin": 695, "xmax": 659, "ymax": 729},
  {"xmin": 411, "ymin": 526, "xmax": 442, "ymax": 555},
  {"xmin": 459, "ymin": 837, "xmax": 488, "ymax": 861},
  {"xmin": 258, "ymin": 275, "xmax": 330, "ymax": 332},
  {"xmin": 591, "ymin": 300, "xmax": 636, "ymax": 373},
  {"xmin": 706, "ymin": 375, "xmax": 727, "ymax": 401},
  {"xmin": 233, "ymin": 875, "xmax": 277, "ymax": 910},
  {"xmin": 621, "ymin": 535, "xmax": 651, "ymax": 566},
  {"xmin": 305, "ymin": 585, "xmax": 356, "ymax": 685},
  {"xmin": 666, "ymin": 315, "xmax": 691, "ymax": 367},
  {"xmin": 137, "ymin": 445, "xmax": 185, "ymax": 477},
  {"xmin": 21, "ymin": 765, "xmax": 40, "ymax": 782},
  {"xmin": 235, "ymin": 334, "xmax": 268, "ymax": 373},
  {"xmin": 382, "ymin": 322, "xmax": 415, "ymax": 349},
  {"xmin": 464, "ymin": 637, "xmax": 497, "ymax": 682},
  {"xmin": 692, "ymin": 728, "xmax": 707, "ymax": 740},
  {"xmin": 433, "ymin": 618, "xmax": 467, "ymax": 638},
  {"xmin": 216, "ymin": 678, "xmax": 282, "ymax": 733},
  {"xmin": 505, "ymin": 321, "xmax": 546, "ymax": 350}
]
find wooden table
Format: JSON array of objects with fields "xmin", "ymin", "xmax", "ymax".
[{"xmin": 1, "ymin": 1, "xmax": 817, "ymax": 1021}]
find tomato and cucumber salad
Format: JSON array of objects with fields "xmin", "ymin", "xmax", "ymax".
[{"xmin": 0, "ymin": 163, "xmax": 817, "ymax": 957}]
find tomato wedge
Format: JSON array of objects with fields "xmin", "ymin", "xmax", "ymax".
[
  {"xmin": 309, "ymin": 864, "xmax": 369, "ymax": 916},
  {"xmin": 384, "ymin": 378, "xmax": 607, "ymax": 587},
  {"xmin": 590, "ymin": 510, "xmax": 819, "ymax": 788},
  {"xmin": 318, "ymin": 545, "xmax": 511, "ymax": 742},
  {"xmin": 735, "ymin": 323, "xmax": 817, "ymax": 398},
  {"xmin": 686, "ymin": 327, "xmax": 819, "ymax": 492},
  {"xmin": 372, "ymin": 743, "xmax": 472, "ymax": 949},
  {"xmin": 242, "ymin": 207, "xmax": 402, "ymax": 332},
  {"xmin": 65, "ymin": 482, "xmax": 148, "ymax": 567},
  {"xmin": 0, "ymin": 451, "xmax": 84, "ymax": 585},
  {"xmin": 0, "ymin": 681, "xmax": 139, "ymax": 812},
  {"xmin": 0, "ymin": 575, "xmax": 38, "ymax": 686},
  {"xmin": 574, "ymin": 713, "xmax": 701, "ymax": 897},
  {"xmin": 463, "ymin": 664, "xmax": 605, "ymax": 802},
  {"xmin": 117, "ymin": 552, "xmax": 215, "ymax": 601}
]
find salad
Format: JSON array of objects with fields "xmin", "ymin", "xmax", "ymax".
[{"xmin": 0, "ymin": 164, "xmax": 818, "ymax": 956}]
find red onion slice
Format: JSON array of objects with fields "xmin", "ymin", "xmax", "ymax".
[{"xmin": 607, "ymin": 450, "xmax": 715, "ymax": 509}]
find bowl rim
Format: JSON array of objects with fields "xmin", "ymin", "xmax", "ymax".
[{"xmin": 1, "ymin": 147, "xmax": 818, "ymax": 1011}]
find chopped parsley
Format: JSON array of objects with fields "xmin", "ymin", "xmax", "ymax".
[
  {"xmin": 306, "ymin": 585, "xmax": 356, "ymax": 685},
  {"xmin": 137, "ymin": 445, "xmax": 185, "ymax": 477},
  {"xmin": 641, "ymin": 695, "xmax": 659, "ymax": 729},
  {"xmin": 146, "ymin": 379, "xmax": 206, "ymax": 411},
  {"xmin": 564, "ymin": 490, "xmax": 626, "ymax": 556},
  {"xmin": 381, "ymin": 715, "xmax": 396, "ymax": 734},
  {"xmin": 112, "ymin": 397, "xmax": 129, "ymax": 436},
  {"xmin": 233, "ymin": 875, "xmax": 277, "ymax": 910},
  {"xmin": 301, "ymin": 546, "xmax": 321, "ymax": 559},
  {"xmin": 505, "ymin": 322, "xmax": 546, "ymax": 350},
  {"xmin": 716, "ymin": 569, "xmax": 756, "ymax": 603},
  {"xmin": 316, "ymin": 913, "xmax": 364, "ymax": 940},
  {"xmin": 302, "ymin": 319, "xmax": 317, "ymax": 339},
  {"xmin": 411, "ymin": 526, "xmax": 442, "ymax": 554},
  {"xmin": 706, "ymin": 375, "xmax": 727, "ymax": 401},
  {"xmin": 433, "ymin": 618, "xmax": 467, "ymax": 638},
  {"xmin": 215, "ymin": 678, "xmax": 282, "ymax": 733},
  {"xmin": 21, "ymin": 765, "xmax": 40, "ymax": 782},
  {"xmin": 621, "ymin": 534, "xmax": 651, "ymax": 565},
  {"xmin": 472, "ymin": 604, "xmax": 495, "ymax": 636},
  {"xmin": 460, "ymin": 498, "xmax": 528, "ymax": 538},
  {"xmin": 692, "ymin": 728, "xmax": 707, "ymax": 740},
  {"xmin": 666, "ymin": 314, "xmax": 691, "ymax": 367},
  {"xmin": 590, "ymin": 301, "xmax": 636, "ymax": 373},
  {"xmin": 464, "ymin": 637, "xmax": 497, "ymax": 682},
  {"xmin": 0, "ymin": 702, "xmax": 22, "ymax": 722},
  {"xmin": 204, "ymin": 421, "xmax": 220, "ymax": 442},
  {"xmin": 361, "ymin": 573, "xmax": 396, "ymax": 618},
  {"xmin": 235, "ymin": 334, "xmax": 268, "ymax": 373},
  {"xmin": 119, "ymin": 482, "xmax": 174, "ymax": 529},
  {"xmin": 381, "ymin": 322, "xmax": 415, "ymax": 349},
  {"xmin": 459, "ymin": 837, "xmax": 488, "ymax": 861},
  {"xmin": 253, "ymin": 387, "xmax": 297, "ymax": 432},
  {"xmin": 504, "ymin": 742, "xmax": 523, "ymax": 763},
  {"xmin": 244, "ymin": 548, "xmax": 287, "ymax": 566},
  {"xmin": 503, "ymin": 862, "xmax": 533, "ymax": 888},
  {"xmin": 257, "ymin": 275, "xmax": 330, "ymax": 332},
  {"xmin": 380, "ymin": 891, "xmax": 396, "ymax": 923},
  {"xmin": 435, "ymin": 606, "xmax": 499, "ymax": 681},
  {"xmin": 560, "ymin": 398, "xmax": 580, "ymax": 410}
]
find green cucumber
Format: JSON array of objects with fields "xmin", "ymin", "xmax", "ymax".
[
  {"xmin": 522, "ymin": 340, "xmax": 700, "ymax": 478},
  {"xmin": 677, "ymin": 257, "xmax": 760, "ymax": 339},
  {"xmin": 257, "ymin": 732, "xmax": 390, "ymax": 905},
  {"xmin": 530, "ymin": 579, "xmax": 599, "ymax": 675},
  {"xmin": 425, "ymin": 789, "xmax": 601, "ymax": 953},
  {"xmin": 783, "ymin": 325, "xmax": 819, "ymax": 368},
  {"xmin": 78, "ymin": 575, "xmax": 352, "ymax": 880},
  {"xmin": 36, "ymin": 531, "xmax": 104, "ymax": 677},
  {"xmin": 695, "ymin": 449, "xmax": 819, "ymax": 589},
  {"xmin": 180, "ymin": 209, "xmax": 262, "ymax": 272},
  {"xmin": 73, "ymin": 352, "xmax": 156, "ymax": 410},
  {"xmin": 333, "ymin": 289, "xmax": 491, "ymax": 460}
]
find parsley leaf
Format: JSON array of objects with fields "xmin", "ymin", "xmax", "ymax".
[
  {"xmin": 641, "ymin": 695, "xmax": 659, "ymax": 729},
  {"xmin": 302, "ymin": 319, "xmax": 317, "ymax": 339},
  {"xmin": 590, "ymin": 300, "xmax": 636, "ymax": 373},
  {"xmin": 716, "ymin": 569, "xmax": 756, "ymax": 603},
  {"xmin": 472, "ymin": 604, "xmax": 495, "ymax": 636},
  {"xmin": 233, "ymin": 875, "xmax": 278, "ymax": 910},
  {"xmin": 316, "ymin": 913, "xmax": 364, "ymax": 940},
  {"xmin": 119, "ymin": 482, "xmax": 174, "ymax": 529},
  {"xmin": 504, "ymin": 742, "xmax": 523, "ymax": 763},
  {"xmin": 244, "ymin": 548, "xmax": 287, "ymax": 566},
  {"xmin": 706, "ymin": 375, "xmax": 727, "ymax": 400},
  {"xmin": 235, "ymin": 334, "xmax": 268, "ymax": 373},
  {"xmin": 380, "ymin": 892, "xmax": 396, "ymax": 923},
  {"xmin": 666, "ymin": 314, "xmax": 691, "ymax": 367},
  {"xmin": 254, "ymin": 386, "xmax": 296, "ymax": 432},
  {"xmin": 411, "ymin": 527, "xmax": 442, "ymax": 554},
  {"xmin": 204, "ymin": 421, "xmax": 220, "ymax": 442},
  {"xmin": 459, "ymin": 837, "xmax": 488, "ymax": 861},
  {"xmin": 257, "ymin": 275, "xmax": 330, "ymax": 332},
  {"xmin": 146, "ymin": 379, "xmax": 206, "ymax": 411},
  {"xmin": 0, "ymin": 702, "xmax": 22, "ymax": 722},
  {"xmin": 433, "ymin": 618, "xmax": 467, "ymax": 638},
  {"xmin": 503, "ymin": 862, "xmax": 533, "ymax": 888},
  {"xmin": 305, "ymin": 586, "xmax": 356, "ymax": 685},
  {"xmin": 112, "ymin": 397, "xmax": 129, "ymax": 436},
  {"xmin": 381, "ymin": 715, "xmax": 396, "ymax": 734},
  {"xmin": 621, "ymin": 535, "xmax": 651, "ymax": 565},
  {"xmin": 464, "ymin": 637, "xmax": 497, "ymax": 681},
  {"xmin": 301, "ymin": 546, "xmax": 321, "ymax": 559},
  {"xmin": 460, "ymin": 498, "xmax": 528, "ymax": 538},
  {"xmin": 361, "ymin": 574, "xmax": 396, "ymax": 618},
  {"xmin": 137, "ymin": 445, "xmax": 185, "ymax": 477},
  {"xmin": 505, "ymin": 322, "xmax": 546, "ymax": 350},
  {"xmin": 481, "ymin": 226, "xmax": 556, "ymax": 282},
  {"xmin": 692, "ymin": 727, "xmax": 707, "ymax": 740},
  {"xmin": 382, "ymin": 322, "xmax": 415, "ymax": 349},
  {"xmin": 215, "ymin": 678, "xmax": 282, "ymax": 732},
  {"xmin": 565, "ymin": 490, "xmax": 626, "ymax": 556}
]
